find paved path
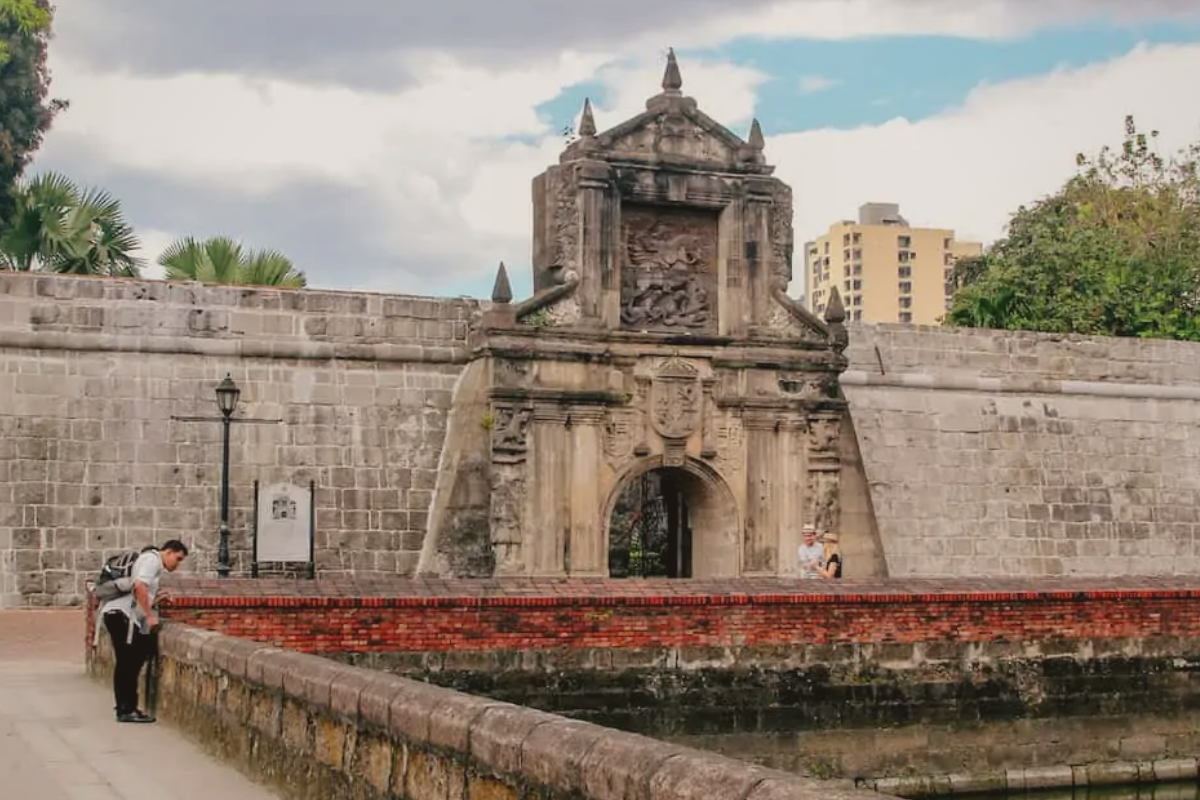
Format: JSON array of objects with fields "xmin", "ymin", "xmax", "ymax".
[{"xmin": 0, "ymin": 610, "xmax": 281, "ymax": 800}]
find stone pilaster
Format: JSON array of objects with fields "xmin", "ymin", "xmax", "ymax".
[{"xmin": 566, "ymin": 405, "xmax": 607, "ymax": 575}]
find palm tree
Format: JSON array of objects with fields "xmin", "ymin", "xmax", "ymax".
[
  {"xmin": 0, "ymin": 172, "xmax": 143, "ymax": 276},
  {"xmin": 157, "ymin": 236, "xmax": 306, "ymax": 288}
]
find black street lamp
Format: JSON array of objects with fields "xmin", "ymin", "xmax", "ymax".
[{"xmin": 214, "ymin": 373, "xmax": 241, "ymax": 578}]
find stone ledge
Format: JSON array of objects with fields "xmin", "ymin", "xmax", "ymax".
[{"xmin": 117, "ymin": 623, "xmax": 873, "ymax": 800}]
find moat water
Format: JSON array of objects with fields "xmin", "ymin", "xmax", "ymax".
[{"xmin": 957, "ymin": 783, "xmax": 1198, "ymax": 800}]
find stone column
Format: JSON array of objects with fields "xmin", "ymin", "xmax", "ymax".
[
  {"xmin": 717, "ymin": 199, "xmax": 744, "ymax": 336},
  {"xmin": 742, "ymin": 177, "xmax": 775, "ymax": 329},
  {"xmin": 741, "ymin": 411, "xmax": 780, "ymax": 575},
  {"xmin": 527, "ymin": 403, "xmax": 571, "ymax": 575},
  {"xmin": 577, "ymin": 159, "xmax": 612, "ymax": 325},
  {"xmin": 776, "ymin": 417, "xmax": 808, "ymax": 576},
  {"xmin": 566, "ymin": 405, "xmax": 607, "ymax": 575}
]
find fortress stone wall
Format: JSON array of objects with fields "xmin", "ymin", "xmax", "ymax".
[
  {"xmin": 4, "ymin": 271, "xmax": 1200, "ymax": 606},
  {"xmin": 0, "ymin": 272, "xmax": 477, "ymax": 606},
  {"xmin": 845, "ymin": 323, "xmax": 1200, "ymax": 578}
]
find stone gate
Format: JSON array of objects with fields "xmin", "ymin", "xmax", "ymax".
[{"xmin": 419, "ymin": 51, "xmax": 854, "ymax": 579}]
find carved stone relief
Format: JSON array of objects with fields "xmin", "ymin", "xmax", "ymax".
[
  {"xmin": 553, "ymin": 168, "xmax": 580, "ymax": 269},
  {"xmin": 807, "ymin": 417, "xmax": 842, "ymax": 455},
  {"xmin": 807, "ymin": 470, "xmax": 840, "ymax": 534},
  {"xmin": 602, "ymin": 410, "xmax": 637, "ymax": 468},
  {"xmin": 490, "ymin": 467, "xmax": 525, "ymax": 573},
  {"xmin": 715, "ymin": 418, "xmax": 744, "ymax": 468},
  {"xmin": 620, "ymin": 205, "xmax": 718, "ymax": 333},
  {"xmin": 491, "ymin": 404, "xmax": 532, "ymax": 460},
  {"xmin": 649, "ymin": 356, "xmax": 702, "ymax": 439}
]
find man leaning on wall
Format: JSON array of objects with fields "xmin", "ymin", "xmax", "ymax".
[{"xmin": 97, "ymin": 540, "xmax": 189, "ymax": 723}]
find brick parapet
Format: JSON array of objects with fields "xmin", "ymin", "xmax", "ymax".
[{"xmin": 148, "ymin": 576, "xmax": 1200, "ymax": 655}]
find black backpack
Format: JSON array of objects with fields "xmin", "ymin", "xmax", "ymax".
[{"xmin": 93, "ymin": 546, "xmax": 157, "ymax": 602}]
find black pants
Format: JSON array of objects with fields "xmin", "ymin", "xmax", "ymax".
[{"xmin": 103, "ymin": 613, "xmax": 155, "ymax": 715}]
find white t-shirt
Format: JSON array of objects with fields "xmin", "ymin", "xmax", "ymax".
[
  {"xmin": 798, "ymin": 542, "xmax": 824, "ymax": 579},
  {"xmin": 99, "ymin": 550, "xmax": 163, "ymax": 633}
]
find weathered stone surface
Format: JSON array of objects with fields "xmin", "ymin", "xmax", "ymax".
[
  {"xmin": 844, "ymin": 323, "xmax": 1200, "ymax": 578},
  {"xmin": 0, "ymin": 271, "xmax": 478, "ymax": 607}
]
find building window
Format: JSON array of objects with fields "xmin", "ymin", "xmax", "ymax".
[
  {"xmin": 852, "ymin": 294, "xmax": 862, "ymax": 306},
  {"xmin": 898, "ymin": 266, "xmax": 911, "ymax": 278},
  {"xmin": 944, "ymin": 282, "xmax": 955, "ymax": 296},
  {"xmin": 853, "ymin": 264, "xmax": 862, "ymax": 276},
  {"xmin": 899, "ymin": 296, "xmax": 912, "ymax": 309},
  {"xmin": 843, "ymin": 249, "xmax": 851, "ymax": 262},
  {"xmin": 943, "ymin": 238, "xmax": 952, "ymax": 249},
  {"xmin": 898, "ymin": 250, "xmax": 910, "ymax": 263},
  {"xmin": 843, "ymin": 265, "xmax": 851, "ymax": 277},
  {"xmin": 824, "ymin": 242, "xmax": 830, "ymax": 254},
  {"xmin": 899, "ymin": 281, "xmax": 912, "ymax": 294},
  {"xmin": 852, "ymin": 310, "xmax": 862, "ymax": 321},
  {"xmin": 843, "ymin": 233, "xmax": 851, "ymax": 246},
  {"xmin": 852, "ymin": 248, "xmax": 862, "ymax": 260},
  {"xmin": 898, "ymin": 235, "xmax": 911, "ymax": 248},
  {"xmin": 844, "ymin": 280, "xmax": 851, "ymax": 292},
  {"xmin": 899, "ymin": 311, "xmax": 913, "ymax": 323},
  {"xmin": 852, "ymin": 232, "xmax": 862, "ymax": 244},
  {"xmin": 852, "ymin": 279, "xmax": 862, "ymax": 290}
]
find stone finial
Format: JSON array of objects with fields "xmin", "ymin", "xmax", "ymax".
[
  {"xmin": 748, "ymin": 118, "xmax": 765, "ymax": 150},
  {"xmin": 578, "ymin": 98, "xmax": 597, "ymax": 137},
  {"xmin": 491, "ymin": 262, "xmax": 513, "ymax": 304},
  {"xmin": 824, "ymin": 286, "xmax": 846, "ymax": 325},
  {"xmin": 662, "ymin": 47, "xmax": 683, "ymax": 94}
]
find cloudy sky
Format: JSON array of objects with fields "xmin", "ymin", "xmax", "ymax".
[{"xmin": 30, "ymin": 1, "xmax": 1200, "ymax": 300}]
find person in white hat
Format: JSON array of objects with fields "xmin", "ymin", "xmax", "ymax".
[{"xmin": 798, "ymin": 524, "xmax": 823, "ymax": 579}]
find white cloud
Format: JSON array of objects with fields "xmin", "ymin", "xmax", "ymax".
[
  {"xmin": 28, "ymin": 1, "xmax": 1200, "ymax": 298},
  {"xmin": 798, "ymin": 75, "xmax": 839, "ymax": 95},
  {"xmin": 772, "ymin": 42, "xmax": 1200, "ymax": 299}
]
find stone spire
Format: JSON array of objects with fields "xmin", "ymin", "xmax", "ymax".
[
  {"xmin": 578, "ymin": 98, "xmax": 597, "ymax": 137},
  {"xmin": 661, "ymin": 47, "xmax": 682, "ymax": 94},
  {"xmin": 491, "ymin": 262, "xmax": 513, "ymax": 304},
  {"xmin": 748, "ymin": 118, "xmax": 765, "ymax": 150},
  {"xmin": 824, "ymin": 286, "xmax": 846, "ymax": 325}
]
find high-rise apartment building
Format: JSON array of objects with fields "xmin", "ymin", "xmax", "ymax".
[{"xmin": 802, "ymin": 203, "xmax": 983, "ymax": 325}]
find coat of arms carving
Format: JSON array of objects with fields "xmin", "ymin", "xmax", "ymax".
[{"xmin": 649, "ymin": 357, "xmax": 702, "ymax": 440}]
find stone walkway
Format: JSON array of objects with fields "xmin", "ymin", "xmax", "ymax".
[{"xmin": 0, "ymin": 610, "xmax": 280, "ymax": 800}]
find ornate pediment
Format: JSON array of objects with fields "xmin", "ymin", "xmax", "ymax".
[{"xmin": 562, "ymin": 49, "xmax": 769, "ymax": 174}]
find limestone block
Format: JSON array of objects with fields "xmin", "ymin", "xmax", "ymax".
[
  {"xmin": 469, "ymin": 704, "xmax": 561, "ymax": 776},
  {"xmin": 520, "ymin": 718, "xmax": 606, "ymax": 795}
]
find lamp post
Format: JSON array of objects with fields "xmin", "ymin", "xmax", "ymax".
[{"xmin": 214, "ymin": 373, "xmax": 241, "ymax": 578}]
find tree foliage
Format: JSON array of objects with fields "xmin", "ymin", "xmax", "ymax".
[
  {"xmin": 0, "ymin": 171, "xmax": 143, "ymax": 275},
  {"xmin": 946, "ymin": 115, "xmax": 1200, "ymax": 341},
  {"xmin": 1, "ymin": 0, "xmax": 65, "ymax": 229},
  {"xmin": 157, "ymin": 236, "xmax": 307, "ymax": 287}
]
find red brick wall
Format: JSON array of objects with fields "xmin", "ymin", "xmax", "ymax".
[{"xmin": 134, "ymin": 576, "xmax": 1200, "ymax": 655}]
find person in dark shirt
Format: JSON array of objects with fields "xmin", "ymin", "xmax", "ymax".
[{"xmin": 818, "ymin": 531, "xmax": 842, "ymax": 579}]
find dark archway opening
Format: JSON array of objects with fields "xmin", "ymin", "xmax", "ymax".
[{"xmin": 608, "ymin": 468, "xmax": 694, "ymax": 578}]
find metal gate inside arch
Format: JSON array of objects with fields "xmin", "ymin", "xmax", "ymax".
[{"xmin": 608, "ymin": 469, "xmax": 693, "ymax": 578}]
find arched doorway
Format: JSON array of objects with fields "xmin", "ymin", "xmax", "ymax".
[{"xmin": 605, "ymin": 458, "xmax": 740, "ymax": 578}]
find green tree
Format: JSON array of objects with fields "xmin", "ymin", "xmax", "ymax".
[
  {"xmin": 946, "ymin": 115, "xmax": 1200, "ymax": 341},
  {"xmin": 1, "ymin": 0, "xmax": 65, "ymax": 229},
  {"xmin": 0, "ymin": 0, "xmax": 49, "ymax": 62},
  {"xmin": 157, "ymin": 236, "xmax": 307, "ymax": 287},
  {"xmin": 0, "ymin": 171, "xmax": 143, "ymax": 276}
]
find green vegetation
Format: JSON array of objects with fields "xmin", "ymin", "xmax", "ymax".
[
  {"xmin": 0, "ymin": 171, "xmax": 141, "ymax": 275},
  {"xmin": 947, "ymin": 116, "xmax": 1200, "ymax": 341},
  {"xmin": 0, "ymin": 0, "xmax": 65, "ymax": 229},
  {"xmin": 157, "ymin": 236, "xmax": 307, "ymax": 287}
]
